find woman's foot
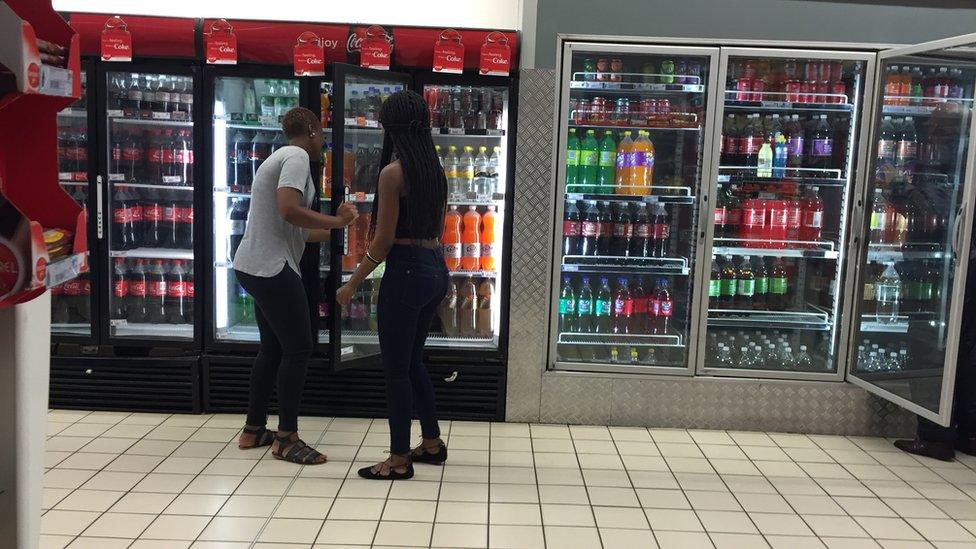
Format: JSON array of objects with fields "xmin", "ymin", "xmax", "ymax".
[
  {"xmin": 271, "ymin": 431, "xmax": 327, "ymax": 464},
  {"xmin": 238, "ymin": 425, "xmax": 275, "ymax": 450},
  {"xmin": 358, "ymin": 453, "xmax": 414, "ymax": 480},
  {"xmin": 410, "ymin": 437, "xmax": 447, "ymax": 465}
]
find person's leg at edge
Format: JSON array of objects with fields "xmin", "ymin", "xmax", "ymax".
[
  {"xmin": 239, "ymin": 296, "xmax": 281, "ymax": 448},
  {"xmin": 409, "ymin": 274, "xmax": 446, "ymax": 457}
]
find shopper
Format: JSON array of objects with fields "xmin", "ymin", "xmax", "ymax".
[
  {"xmin": 337, "ymin": 90, "xmax": 449, "ymax": 480},
  {"xmin": 233, "ymin": 106, "xmax": 357, "ymax": 465},
  {"xmin": 894, "ymin": 226, "xmax": 976, "ymax": 461}
]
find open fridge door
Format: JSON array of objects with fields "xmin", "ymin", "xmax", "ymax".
[{"xmin": 846, "ymin": 33, "xmax": 976, "ymax": 426}]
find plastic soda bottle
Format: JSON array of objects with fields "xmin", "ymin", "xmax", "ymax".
[
  {"xmin": 757, "ymin": 141, "xmax": 773, "ymax": 177},
  {"xmin": 459, "ymin": 146, "xmax": 476, "ymax": 196},
  {"xmin": 770, "ymin": 258, "xmax": 789, "ymax": 310},
  {"xmin": 441, "ymin": 205, "xmax": 462, "ymax": 270},
  {"xmin": 612, "ymin": 277, "xmax": 632, "ymax": 334},
  {"xmin": 736, "ymin": 256, "xmax": 756, "ymax": 309},
  {"xmin": 877, "ymin": 262, "xmax": 902, "ymax": 324},
  {"xmin": 461, "ymin": 206, "xmax": 481, "ymax": 271},
  {"xmin": 630, "ymin": 130, "xmax": 655, "ymax": 194},
  {"xmin": 615, "ymin": 131, "xmax": 634, "ymax": 194},
  {"xmin": 577, "ymin": 277, "xmax": 594, "ymax": 333},
  {"xmin": 578, "ymin": 129, "xmax": 600, "ymax": 193},
  {"xmin": 559, "ymin": 276, "xmax": 577, "ymax": 333},
  {"xmin": 565, "ymin": 128, "xmax": 580, "ymax": 191},
  {"xmin": 476, "ymin": 280, "xmax": 494, "ymax": 337},
  {"xmin": 458, "ymin": 277, "xmax": 477, "ymax": 336},
  {"xmin": 480, "ymin": 206, "xmax": 496, "ymax": 271},
  {"xmin": 597, "ymin": 130, "xmax": 617, "ymax": 192},
  {"xmin": 799, "ymin": 186, "xmax": 824, "ymax": 243},
  {"xmin": 444, "ymin": 145, "xmax": 460, "ymax": 199},
  {"xmin": 594, "ymin": 276, "xmax": 613, "ymax": 333},
  {"xmin": 438, "ymin": 280, "xmax": 459, "ymax": 336},
  {"xmin": 652, "ymin": 278, "xmax": 673, "ymax": 335},
  {"xmin": 773, "ymin": 134, "xmax": 788, "ymax": 177}
]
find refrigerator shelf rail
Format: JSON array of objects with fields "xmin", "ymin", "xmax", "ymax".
[
  {"xmin": 109, "ymin": 248, "xmax": 193, "ymax": 260},
  {"xmin": 566, "ymin": 186, "xmax": 695, "ymax": 204},
  {"xmin": 562, "ymin": 255, "xmax": 690, "ymax": 275},
  {"xmin": 713, "ymin": 238, "xmax": 839, "ymax": 259},
  {"xmin": 557, "ymin": 331, "xmax": 684, "ymax": 348},
  {"xmin": 708, "ymin": 308, "xmax": 833, "ymax": 331}
]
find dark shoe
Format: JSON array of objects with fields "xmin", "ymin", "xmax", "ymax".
[
  {"xmin": 411, "ymin": 441, "xmax": 448, "ymax": 465},
  {"xmin": 956, "ymin": 436, "xmax": 976, "ymax": 456},
  {"xmin": 894, "ymin": 438, "xmax": 955, "ymax": 462},
  {"xmin": 358, "ymin": 456, "xmax": 414, "ymax": 480},
  {"xmin": 238, "ymin": 425, "xmax": 275, "ymax": 450}
]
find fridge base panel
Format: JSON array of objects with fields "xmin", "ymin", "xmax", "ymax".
[{"xmin": 50, "ymin": 355, "xmax": 201, "ymax": 413}]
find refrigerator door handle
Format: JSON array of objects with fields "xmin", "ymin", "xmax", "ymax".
[
  {"xmin": 95, "ymin": 175, "xmax": 104, "ymax": 240},
  {"xmin": 953, "ymin": 204, "xmax": 966, "ymax": 260}
]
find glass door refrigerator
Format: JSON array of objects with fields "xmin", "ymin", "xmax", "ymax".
[
  {"xmin": 416, "ymin": 72, "xmax": 514, "ymax": 355},
  {"xmin": 204, "ymin": 66, "xmax": 301, "ymax": 351},
  {"xmin": 96, "ymin": 63, "xmax": 202, "ymax": 346},
  {"xmin": 698, "ymin": 49, "xmax": 876, "ymax": 380},
  {"xmin": 51, "ymin": 61, "xmax": 98, "ymax": 341},
  {"xmin": 847, "ymin": 34, "xmax": 976, "ymax": 426},
  {"xmin": 548, "ymin": 43, "xmax": 721, "ymax": 374}
]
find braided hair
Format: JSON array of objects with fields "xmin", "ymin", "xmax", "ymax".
[{"xmin": 368, "ymin": 90, "xmax": 447, "ymax": 239}]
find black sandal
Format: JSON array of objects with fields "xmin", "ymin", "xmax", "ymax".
[
  {"xmin": 238, "ymin": 425, "xmax": 275, "ymax": 450},
  {"xmin": 358, "ymin": 455, "xmax": 414, "ymax": 480},
  {"xmin": 410, "ymin": 441, "xmax": 448, "ymax": 465},
  {"xmin": 272, "ymin": 434, "xmax": 327, "ymax": 465}
]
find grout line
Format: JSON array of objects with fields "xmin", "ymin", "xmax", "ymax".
[
  {"xmin": 567, "ymin": 425, "xmax": 606, "ymax": 549},
  {"xmin": 610, "ymin": 425, "xmax": 658, "ymax": 547},
  {"xmin": 528, "ymin": 423, "xmax": 550, "ymax": 549}
]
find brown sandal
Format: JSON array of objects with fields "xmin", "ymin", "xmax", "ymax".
[
  {"xmin": 272, "ymin": 434, "xmax": 327, "ymax": 465},
  {"xmin": 238, "ymin": 425, "xmax": 275, "ymax": 450}
]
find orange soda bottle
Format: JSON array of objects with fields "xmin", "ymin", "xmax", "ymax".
[
  {"xmin": 630, "ymin": 130, "xmax": 655, "ymax": 195},
  {"xmin": 615, "ymin": 131, "xmax": 634, "ymax": 194},
  {"xmin": 461, "ymin": 206, "xmax": 481, "ymax": 271},
  {"xmin": 480, "ymin": 205, "xmax": 496, "ymax": 271},
  {"xmin": 442, "ymin": 205, "xmax": 462, "ymax": 271}
]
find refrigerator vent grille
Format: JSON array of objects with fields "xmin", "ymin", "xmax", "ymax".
[{"xmin": 50, "ymin": 356, "xmax": 201, "ymax": 413}]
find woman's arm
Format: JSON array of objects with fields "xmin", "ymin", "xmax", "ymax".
[
  {"xmin": 306, "ymin": 229, "xmax": 331, "ymax": 243},
  {"xmin": 277, "ymin": 188, "xmax": 357, "ymax": 229},
  {"xmin": 336, "ymin": 164, "xmax": 401, "ymax": 305}
]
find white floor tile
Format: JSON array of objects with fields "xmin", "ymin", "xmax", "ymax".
[
  {"xmin": 432, "ymin": 522, "xmax": 488, "ymax": 548},
  {"xmin": 697, "ymin": 510, "xmax": 758, "ymax": 534},
  {"xmin": 593, "ymin": 505, "xmax": 648, "ymax": 529},
  {"xmin": 66, "ymin": 537, "xmax": 133, "ymax": 549},
  {"xmin": 542, "ymin": 525, "xmax": 602, "ymax": 549},
  {"xmin": 654, "ymin": 530, "xmax": 714, "ymax": 548},
  {"xmin": 905, "ymin": 518, "xmax": 976, "ymax": 542},
  {"xmin": 802, "ymin": 514, "xmax": 870, "ymax": 538},
  {"xmin": 600, "ymin": 527, "xmax": 658, "ymax": 548},
  {"xmin": 489, "ymin": 524, "xmax": 545, "ymax": 548},
  {"xmin": 489, "ymin": 502, "xmax": 542, "ymax": 526},
  {"xmin": 490, "ymin": 482, "xmax": 539, "ymax": 503},
  {"xmin": 541, "ymin": 503, "xmax": 596, "ymax": 527},
  {"xmin": 198, "ymin": 515, "xmax": 265, "ymax": 542},
  {"xmin": 853, "ymin": 516, "xmax": 925, "ymax": 540},
  {"xmin": 82, "ymin": 512, "xmax": 155, "ymax": 538},
  {"xmin": 709, "ymin": 532, "xmax": 770, "ymax": 549},
  {"xmin": 644, "ymin": 508, "xmax": 704, "ymax": 531},
  {"xmin": 326, "ymin": 497, "xmax": 385, "ymax": 521},
  {"xmin": 140, "ymin": 514, "xmax": 211, "ymax": 540},
  {"xmin": 258, "ymin": 518, "xmax": 324, "ymax": 543},
  {"xmin": 373, "ymin": 521, "xmax": 432, "ymax": 547},
  {"xmin": 381, "ymin": 499, "xmax": 436, "ymax": 522},
  {"xmin": 436, "ymin": 501, "xmax": 489, "ymax": 524},
  {"xmin": 53, "ymin": 489, "xmax": 124, "ymax": 512},
  {"xmin": 40, "ymin": 510, "xmax": 100, "ymax": 536}
]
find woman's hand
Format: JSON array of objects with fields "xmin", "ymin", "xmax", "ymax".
[
  {"xmin": 336, "ymin": 202, "xmax": 358, "ymax": 227},
  {"xmin": 336, "ymin": 282, "xmax": 356, "ymax": 307}
]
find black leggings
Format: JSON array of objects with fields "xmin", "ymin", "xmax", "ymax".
[
  {"xmin": 236, "ymin": 265, "xmax": 312, "ymax": 433},
  {"xmin": 378, "ymin": 245, "xmax": 449, "ymax": 454}
]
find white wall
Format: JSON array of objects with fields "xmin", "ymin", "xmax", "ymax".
[{"xmin": 52, "ymin": 0, "xmax": 522, "ymax": 30}]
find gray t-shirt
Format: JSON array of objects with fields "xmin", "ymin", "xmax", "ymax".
[{"xmin": 232, "ymin": 145, "xmax": 314, "ymax": 277}]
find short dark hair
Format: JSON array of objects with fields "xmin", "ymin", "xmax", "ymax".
[{"xmin": 281, "ymin": 107, "xmax": 320, "ymax": 139}]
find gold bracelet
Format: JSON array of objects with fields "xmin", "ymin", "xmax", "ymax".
[{"xmin": 365, "ymin": 251, "xmax": 382, "ymax": 265}]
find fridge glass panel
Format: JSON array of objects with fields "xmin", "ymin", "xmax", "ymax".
[
  {"xmin": 852, "ymin": 53, "xmax": 975, "ymax": 413},
  {"xmin": 703, "ymin": 54, "xmax": 868, "ymax": 375},
  {"xmin": 105, "ymin": 70, "xmax": 196, "ymax": 340},
  {"xmin": 52, "ymin": 70, "xmax": 91, "ymax": 336},
  {"xmin": 553, "ymin": 48, "xmax": 712, "ymax": 371},
  {"xmin": 423, "ymin": 83, "xmax": 508, "ymax": 349},
  {"xmin": 318, "ymin": 80, "xmax": 334, "ymax": 344},
  {"xmin": 333, "ymin": 72, "xmax": 407, "ymax": 363},
  {"xmin": 212, "ymin": 76, "xmax": 299, "ymax": 343}
]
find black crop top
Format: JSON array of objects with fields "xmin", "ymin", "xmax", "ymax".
[{"xmin": 394, "ymin": 192, "xmax": 444, "ymax": 240}]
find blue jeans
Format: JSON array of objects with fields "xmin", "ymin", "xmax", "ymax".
[{"xmin": 379, "ymin": 245, "xmax": 449, "ymax": 454}]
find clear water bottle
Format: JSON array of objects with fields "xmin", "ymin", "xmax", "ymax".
[
  {"xmin": 737, "ymin": 346, "xmax": 752, "ymax": 368},
  {"xmin": 866, "ymin": 351, "xmax": 880, "ymax": 372},
  {"xmin": 886, "ymin": 352, "xmax": 900, "ymax": 371},
  {"xmin": 876, "ymin": 262, "xmax": 902, "ymax": 324},
  {"xmin": 794, "ymin": 345, "xmax": 813, "ymax": 370},
  {"xmin": 898, "ymin": 348, "xmax": 908, "ymax": 370}
]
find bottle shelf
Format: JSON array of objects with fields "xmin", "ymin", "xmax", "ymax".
[
  {"xmin": 431, "ymin": 128, "xmax": 506, "ymax": 137},
  {"xmin": 867, "ymin": 244, "xmax": 946, "ymax": 262},
  {"xmin": 108, "ymin": 114, "xmax": 193, "ymax": 127},
  {"xmin": 213, "ymin": 187, "xmax": 251, "ymax": 197},
  {"xmin": 723, "ymin": 91, "xmax": 853, "ymax": 112},
  {"xmin": 216, "ymin": 323, "xmax": 259, "ymax": 342},
  {"xmin": 223, "ymin": 122, "xmax": 283, "ymax": 132},
  {"xmin": 557, "ymin": 330, "xmax": 683, "ymax": 348},
  {"xmin": 881, "ymin": 100, "xmax": 972, "ymax": 117},
  {"xmin": 109, "ymin": 248, "xmax": 193, "ymax": 260},
  {"xmin": 562, "ymin": 255, "xmax": 689, "ymax": 275},
  {"xmin": 46, "ymin": 251, "xmax": 88, "ymax": 288},
  {"xmin": 58, "ymin": 179, "xmax": 88, "ymax": 186},
  {"xmin": 570, "ymin": 80, "xmax": 705, "ymax": 94},
  {"xmin": 718, "ymin": 168, "xmax": 845, "ymax": 187},
  {"xmin": 708, "ymin": 308, "xmax": 832, "ymax": 331},
  {"xmin": 713, "ymin": 238, "xmax": 839, "ymax": 259},
  {"xmin": 344, "ymin": 192, "xmax": 505, "ymax": 207},
  {"xmin": 51, "ymin": 322, "xmax": 92, "ymax": 335},
  {"xmin": 109, "ymin": 320, "xmax": 193, "ymax": 338},
  {"xmin": 448, "ymin": 270, "xmax": 499, "ymax": 278},
  {"xmin": 565, "ymin": 186, "xmax": 695, "ymax": 205},
  {"xmin": 568, "ymin": 123, "xmax": 701, "ymax": 132},
  {"xmin": 108, "ymin": 181, "xmax": 194, "ymax": 191},
  {"xmin": 57, "ymin": 108, "xmax": 86, "ymax": 119},
  {"xmin": 342, "ymin": 330, "xmax": 496, "ymax": 349},
  {"xmin": 860, "ymin": 314, "xmax": 910, "ymax": 334}
]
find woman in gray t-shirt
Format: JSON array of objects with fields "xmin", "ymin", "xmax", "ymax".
[{"xmin": 233, "ymin": 107, "xmax": 357, "ymax": 465}]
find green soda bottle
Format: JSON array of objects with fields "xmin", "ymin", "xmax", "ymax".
[
  {"xmin": 597, "ymin": 130, "xmax": 617, "ymax": 193},
  {"xmin": 578, "ymin": 129, "xmax": 600, "ymax": 193},
  {"xmin": 565, "ymin": 129, "xmax": 580, "ymax": 192}
]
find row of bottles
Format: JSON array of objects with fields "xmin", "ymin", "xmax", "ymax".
[
  {"xmin": 107, "ymin": 72, "xmax": 194, "ymax": 119},
  {"xmin": 563, "ymin": 200, "xmax": 671, "ymax": 258},
  {"xmin": 566, "ymin": 128, "xmax": 655, "ymax": 194},
  {"xmin": 423, "ymin": 85, "xmax": 506, "ymax": 132},
  {"xmin": 868, "ymin": 188, "xmax": 947, "ymax": 246},
  {"xmin": 110, "ymin": 127, "xmax": 194, "ymax": 185},
  {"xmin": 883, "ymin": 65, "xmax": 968, "ymax": 108},
  {"xmin": 713, "ymin": 184, "xmax": 824, "ymax": 245},
  {"xmin": 345, "ymin": 85, "xmax": 404, "ymax": 126},
  {"xmin": 227, "ymin": 130, "xmax": 288, "ymax": 192},
  {"xmin": 727, "ymin": 58, "xmax": 850, "ymax": 104},
  {"xmin": 577, "ymin": 57, "xmax": 704, "ymax": 85},
  {"xmin": 855, "ymin": 339, "xmax": 911, "ymax": 372},
  {"xmin": 438, "ymin": 144, "xmax": 501, "ymax": 200},
  {"xmin": 710, "ymin": 255, "xmax": 792, "ymax": 311},
  {"xmin": 705, "ymin": 330, "xmax": 827, "ymax": 372},
  {"xmin": 559, "ymin": 275, "xmax": 674, "ymax": 336},
  {"xmin": 112, "ymin": 187, "xmax": 193, "ymax": 250},
  {"xmin": 863, "ymin": 261, "xmax": 943, "ymax": 317},
  {"xmin": 557, "ymin": 342, "xmax": 683, "ymax": 366},
  {"xmin": 111, "ymin": 259, "xmax": 194, "ymax": 325},
  {"xmin": 720, "ymin": 113, "xmax": 837, "ymax": 172},
  {"xmin": 442, "ymin": 206, "xmax": 497, "ymax": 272}
]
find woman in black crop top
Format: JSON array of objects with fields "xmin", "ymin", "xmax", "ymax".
[{"xmin": 337, "ymin": 90, "xmax": 449, "ymax": 480}]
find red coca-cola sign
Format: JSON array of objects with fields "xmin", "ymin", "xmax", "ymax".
[
  {"xmin": 205, "ymin": 19, "xmax": 237, "ymax": 65},
  {"xmin": 432, "ymin": 29, "xmax": 464, "ymax": 74},
  {"xmin": 101, "ymin": 16, "xmax": 132, "ymax": 62},
  {"xmin": 353, "ymin": 25, "xmax": 392, "ymax": 71},
  {"xmin": 479, "ymin": 31, "xmax": 511, "ymax": 76},
  {"xmin": 293, "ymin": 31, "xmax": 325, "ymax": 76}
]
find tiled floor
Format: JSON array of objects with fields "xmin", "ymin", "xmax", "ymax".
[{"xmin": 39, "ymin": 410, "xmax": 976, "ymax": 549}]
